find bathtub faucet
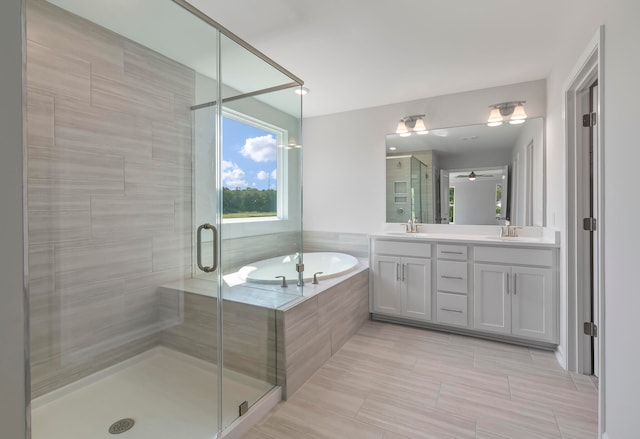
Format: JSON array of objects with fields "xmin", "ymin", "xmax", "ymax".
[{"xmin": 275, "ymin": 275, "xmax": 288, "ymax": 288}]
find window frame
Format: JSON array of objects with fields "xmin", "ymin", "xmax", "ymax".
[{"xmin": 221, "ymin": 108, "xmax": 289, "ymax": 223}]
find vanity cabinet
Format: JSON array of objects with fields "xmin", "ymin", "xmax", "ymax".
[
  {"xmin": 474, "ymin": 247, "xmax": 555, "ymax": 343},
  {"xmin": 370, "ymin": 235, "xmax": 559, "ymax": 347},
  {"xmin": 371, "ymin": 241, "xmax": 432, "ymax": 320}
]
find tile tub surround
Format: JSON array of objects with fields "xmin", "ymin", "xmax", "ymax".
[
  {"xmin": 243, "ymin": 321, "xmax": 598, "ymax": 439},
  {"xmin": 277, "ymin": 266, "xmax": 370, "ymax": 399},
  {"xmin": 303, "ymin": 231, "xmax": 369, "ymax": 258},
  {"xmin": 26, "ymin": 0, "xmax": 193, "ymax": 398},
  {"xmin": 158, "ymin": 263, "xmax": 370, "ymax": 400}
]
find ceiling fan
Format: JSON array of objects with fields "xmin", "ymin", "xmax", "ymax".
[{"xmin": 453, "ymin": 171, "xmax": 495, "ymax": 181}]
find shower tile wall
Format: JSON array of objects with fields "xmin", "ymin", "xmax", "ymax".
[{"xmin": 26, "ymin": 0, "xmax": 193, "ymax": 398}]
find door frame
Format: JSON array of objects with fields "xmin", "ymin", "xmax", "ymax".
[{"xmin": 564, "ymin": 26, "xmax": 605, "ymax": 436}]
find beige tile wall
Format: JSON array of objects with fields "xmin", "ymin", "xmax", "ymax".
[
  {"xmin": 278, "ymin": 269, "xmax": 370, "ymax": 398},
  {"xmin": 26, "ymin": 0, "xmax": 193, "ymax": 398},
  {"xmin": 303, "ymin": 231, "xmax": 369, "ymax": 258}
]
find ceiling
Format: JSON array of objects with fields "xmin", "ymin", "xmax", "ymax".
[{"xmin": 187, "ymin": 0, "xmax": 588, "ymax": 117}]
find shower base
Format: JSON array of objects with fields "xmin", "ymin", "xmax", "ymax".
[{"xmin": 31, "ymin": 347, "xmax": 273, "ymax": 439}]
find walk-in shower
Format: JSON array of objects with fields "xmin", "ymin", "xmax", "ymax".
[{"xmin": 25, "ymin": 0, "xmax": 303, "ymax": 437}]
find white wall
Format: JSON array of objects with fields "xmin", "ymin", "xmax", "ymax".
[
  {"xmin": 303, "ymin": 79, "xmax": 546, "ymax": 233},
  {"xmin": 0, "ymin": 0, "xmax": 27, "ymax": 438},
  {"xmin": 542, "ymin": 0, "xmax": 640, "ymax": 436},
  {"xmin": 511, "ymin": 117, "xmax": 544, "ymax": 226}
]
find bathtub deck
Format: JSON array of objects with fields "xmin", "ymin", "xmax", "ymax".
[{"xmin": 162, "ymin": 258, "xmax": 368, "ymax": 310}]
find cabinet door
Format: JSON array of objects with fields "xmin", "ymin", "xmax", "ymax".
[
  {"xmin": 372, "ymin": 255, "xmax": 402, "ymax": 316},
  {"xmin": 402, "ymin": 257, "xmax": 431, "ymax": 320},
  {"xmin": 474, "ymin": 264, "xmax": 511, "ymax": 334},
  {"xmin": 511, "ymin": 267, "xmax": 554, "ymax": 341}
]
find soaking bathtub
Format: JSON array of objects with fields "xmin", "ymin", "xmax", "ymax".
[{"xmin": 238, "ymin": 252, "xmax": 359, "ymax": 284}]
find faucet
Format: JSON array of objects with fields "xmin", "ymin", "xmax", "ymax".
[
  {"xmin": 500, "ymin": 220, "xmax": 511, "ymax": 237},
  {"xmin": 500, "ymin": 221, "xmax": 522, "ymax": 237},
  {"xmin": 275, "ymin": 275, "xmax": 288, "ymax": 288},
  {"xmin": 312, "ymin": 272, "xmax": 324, "ymax": 284},
  {"xmin": 405, "ymin": 219, "xmax": 420, "ymax": 233}
]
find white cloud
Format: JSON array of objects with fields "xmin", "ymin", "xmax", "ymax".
[
  {"xmin": 256, "ymin": 170, "xmax": 269, "ymax": 180},
  {"xmin": 241, "ymin": 135, "xmax": 276, "ymax": 163},
  {"xmin": 271, "ymin": 169, "xmax": 277, "ymax": 181},
  {"xmin": 222, "ymin": 160, "xmax": 247, "ymax": 188}
]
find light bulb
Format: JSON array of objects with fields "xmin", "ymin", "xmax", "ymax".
[
  {"xmin": 510, "ymin": 104, "xmax": 527, "ymax": 121},
  {"xmin": 413, "ymin": 118, "xmax": 427, "ymax": 133},
  {"xmin": 396, "ymin": 120, "xmax": 408, "ymax": 135},
  {"xmin": 487, "ymin": 108, "xmax": 503, "ymax": 127}
]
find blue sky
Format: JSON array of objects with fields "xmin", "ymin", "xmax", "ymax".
[{"xmin": 222, "ymin": 117, "xmax": 277, "ymax": 190}]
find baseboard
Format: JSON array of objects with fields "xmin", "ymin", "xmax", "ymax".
[
  {"xmin": 555, "ymin": 344, "xmax": 567, "ymax": 370},
  {"xmin": 221, "ymin": 386, "xmax": 281, "ymax": 439}
]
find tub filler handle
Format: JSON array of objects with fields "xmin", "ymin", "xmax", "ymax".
[
  {"xmin": 312, "ymin": 272, "xmax": 324, "ymax": 284},
  {"xmin": 275, "ymin": 276, "xmax": 288, "ymax": 288},
  {"xmin": 196, "ymin": 223, "xmax": 218, "ymax": 273}
]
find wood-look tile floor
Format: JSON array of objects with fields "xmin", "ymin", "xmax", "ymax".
[{"xmin": 242, "ymin": 321, "xmax": 598, "ymax": 439}]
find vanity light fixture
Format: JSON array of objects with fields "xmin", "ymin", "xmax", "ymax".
[
  {"xmin": 396, "ymin": 114, "xmax": 428, "ymax": 137},
  {"xmin": 487, "ymin": 101, "xmax": 527, "ymax": 126}
]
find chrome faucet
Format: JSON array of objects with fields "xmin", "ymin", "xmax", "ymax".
[
  {"xmin": 500, "ymin": 220, "xmax": 522, "ymax": 237},
  {"xmin": 275, "ymin": 275, "xmax": 288, "ymax": 288},
  {"xmin": 500, "ymin": 220, "xmax": 511, "ymax": 237},
  {"xmin": 405, "ymin": 219, "xmax": 420, "ymax": 233}
]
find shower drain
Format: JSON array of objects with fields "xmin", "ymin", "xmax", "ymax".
[{"xmin": 108, "ymin": 418, "xmax": 135, "ymax": 434}]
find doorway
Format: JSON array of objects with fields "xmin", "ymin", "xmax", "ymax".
[{"xmin": 565, "ymin": 26, "xmax": 604, "ymax": 436}]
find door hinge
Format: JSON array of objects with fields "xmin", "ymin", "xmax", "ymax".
[
  {"xmin": 583, "ymin": 217, "xmax": 597, "ymax": 232},
  {"xmin": 296, "ymin": 263, "xmax": 304, "ymax": 273},
  {"xmin": 582, "ymin": 112, "xmax": 597, "ymax": 127},
  {"xmin": 239, "ymin": 400, "xmax": 249, "ymax": 416},
  {"xmin": 584, "ymin": 322, "xmax": 598, "ymax": 337}
]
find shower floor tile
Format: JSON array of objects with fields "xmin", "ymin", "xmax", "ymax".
[{"xmin": 31, "ymin": 347, "xmax": 273, "ymax": 439}]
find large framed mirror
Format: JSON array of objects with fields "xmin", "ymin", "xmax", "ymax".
[{"xmin": 385, "ymin": 117, "xmax": 544, "ymax": 226}]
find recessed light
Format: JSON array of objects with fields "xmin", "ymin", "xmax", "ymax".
[
  {"xmin": 295, "ymin": 87, "xmax": 310, "ymax": 96},
  {"xmin": 389, "ymin": 146, "xmax": 397, "ymax": 151}
]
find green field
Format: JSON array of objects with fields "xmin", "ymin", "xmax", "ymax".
[{"xmin": 223, "ymin": 212, "xmax": 276, "ymax": 219}]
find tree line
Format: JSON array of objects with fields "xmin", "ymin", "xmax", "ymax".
[{"xmin": 223, "ymin": 187, "xmax": 277, "ymax": 217}]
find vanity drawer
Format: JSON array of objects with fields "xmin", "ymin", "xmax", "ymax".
[
  {"xmin": 437, "ymin": 261, "xmax": 468, "ymax": 293},
  {"xmin": 437, "ymin": 244, "xmax": 467, "ymax": 260},
  {"xmin": 437, "ymin": 292, "xmax": 468, "ymax": 327},
  {"xmin": 474, "ymin": 246, "xmax": 553, "ymax": 267},
  {"xmin": 373, "ymin": 240, "xmax": 431, "ymax": 258}
]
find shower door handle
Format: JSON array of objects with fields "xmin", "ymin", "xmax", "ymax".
[{"xmin": 197, "ymin": 223, "xmax": 218, "ymax": 273}]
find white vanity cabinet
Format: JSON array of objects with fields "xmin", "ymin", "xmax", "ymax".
[
  {"xmin": 370, "ymin": 233, "xmax": 559, "ymax": 348},
  {"xmin": 371, "ymin": 240, "xmax": 432, "ymax": 320},
  {"xmin": 474, "ymin": 247, "xmax": 556, "ymax": 343}
]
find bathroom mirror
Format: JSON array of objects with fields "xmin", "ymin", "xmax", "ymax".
[{"xmin": 385, "ymin": 117, "xmax": 544, "ymax": 226}]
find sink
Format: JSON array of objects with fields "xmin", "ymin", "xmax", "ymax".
[
  {"xmin": 482, "ymin": 236, "xmax": 542, "ymax": 243},
  {"xmin": 384, "ymin": 232, "xmax": 430, "ymax": 237}
]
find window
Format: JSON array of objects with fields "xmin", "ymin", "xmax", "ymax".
[
  {"xmin": 221, "ymin": 110, "xmax": 286, "ymax": 221},
  {"xmin": 448, "ymin": 186, "xmax": 455, "ymax": 223},
  {"xmin": 495, "ymin": 183, "xmax": 503, "ymax": 220}
]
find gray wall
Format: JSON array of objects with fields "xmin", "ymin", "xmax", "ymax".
[
  {"xmin": 0, "ymin": 0, "xmax": 27, "ymax": 438},
  {"xmin": 26, "ymin": 0, "xmax": 193, "ymax": 397}
]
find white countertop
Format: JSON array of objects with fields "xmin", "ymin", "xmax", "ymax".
[{"xmin": 371, "ymin": 224, "xmax": 560, "ymax": 248}]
